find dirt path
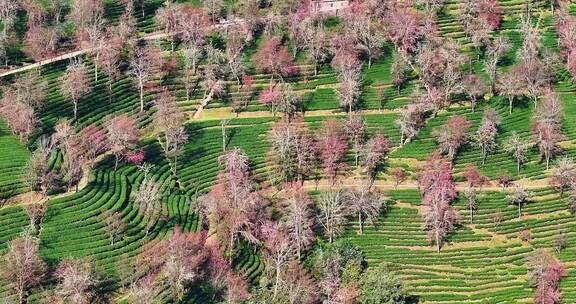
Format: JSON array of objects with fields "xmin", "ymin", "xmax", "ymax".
[
  {"xmin": 0, "ymin": 17, "xmax": 246, "ymax": 79},
  {"xmin": 0, "ymin": 32, "xmax": 173, "ymax": 79},
  {"xmin": 301, "ymin": 176, "xmax": 552, "ymax": 192},
  {"xmin": 192, "ymin": 84, "xmax": 219, "ymax": 119},
  {"xmin": 194, "ymin": 107, "xmax": 402, "ymax": 121}
]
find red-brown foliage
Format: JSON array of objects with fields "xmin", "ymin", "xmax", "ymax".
[{"xmin": 252, "ymin": 37, "xmax": 298, "ymax": 81}]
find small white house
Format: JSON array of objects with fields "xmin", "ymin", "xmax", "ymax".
[{"xmin": 309, "ymin": 0, "xmax": 350, "ymax": 15}]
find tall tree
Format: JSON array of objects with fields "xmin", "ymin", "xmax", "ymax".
[
  {"xmin": 23, "ymin": 25, "xmax": 60, "ymax": 61},
  {"xmin": 0, "ymin": 95, "xmax": 38, "ymax": 144},
  {"xmin": 101, "ymin": 210, "xmax": 126, "ymax": 246},
  {"xmin": 166, "ymin": 127, "xmax": 188, "ymax": 175},
  {"xmin": 0, "ymin": 0, "xmax": 18, "ymax": 36},
  {"xmin": 332, "ymin": 48, "xmax": 362, "ymax": 115},
  {"xmin": 384, "ymin": 6, "xmax": 423, "ymax": 55},
  {"xmin": 129, "ymin": 45, "xmax": 164, "ymax": 112},
  {"xmin": 390, "ymin": 168, "xmax": 408, "ymax": 190},
  {"xmin": 532, "ymin": 89, "xmax": 564, "ymax": 169},
  {"xmin": 344, "ymin": 1, "xmax": 386, "ymax": 68},
  {"xmin": 304, "ymin": 22, "xmax": 329, "ymax": 76},
  {"xmin": 348, "ymin": 182, "xmax": 386, "ymax": 235},
  {"xmin": 361, "ymin": 132, "xmax": 390, "ymax": 186},
  {"xmin": 422, "ymin": 195, "xmax": 459, "ymax": 253},
  {"xmin": 474, "ymin": 108, "xmax": 501, "ymax": 164},
  {"xmin": 419, "ymin": 152, "xmax": 458, "ymax": 252},
  {"xmin": 0, "ymin": 32, "xmax": 8, "ymax": 67},
  {"xmin": 268, "ymin": 118, "xmax": 308, "ymax": 182},
  {"xmin": 81, "ymin": 18, "xmax": 105, "ymax": 81},
  {"xmin": 127, "ymin": 275, "xmax": 160, "ymax": 304},
  {"xmin": 152, "ymin": 89, "xmax": 185, "ymax": 155},
  {"xmin": 22, "ymin": 137, "xmax": 54, "ymax": 196},
  {"xmin": 504, "ymin": 131, "xmax": 530, "ymax": 175},
  {"xmin": 396, "ymin": 103, "xmax": 424, "ymax": 146},
  {"xmin": 317, "ymin": 120, "xmax": 348, "ymax": 185},
  {"xmin": 345, "ymin": 114, "xmax": 367, "ymax": 167},
  {"xmin": 132, "ymin": 176, "xmax": 162, "ymax": 237},
  {"xmin": 433, "ymin": 116, "xmax": 471, "ymax": 160},
  {"xmin": 54, "ymin": 259, "xmax": 97, "ymax": 304},
  {"xmin": 526, "ymin": 249, "xmax": 566, "ymax": 304},
  {"xmin": 550, "ymin": 156, "xmax": 575, "ymax": 197},
  {"xmin": 391, "ymin": 55, "xmax": 411, "ymax": 94},
  {"xmin": 485, "ymin": 36, "xmax": 511, "ymax": 94},
  {"xmin": 96, "ymin": 36, "xmax": 122, "ymax": 102},
  {"xmin": 156, "ymin": 3, "xmax": 181, "ymax": 53},
  {"xmin": 60, "ymin": 60, "xmax": 92, "ymax": 120},
  {"xmin": 23, "ymin": 202, "xmax": 47, "ymax": 233},
  {"xmin": 498, "ymin": 68, "xmax": 524, "ymax": 115},
  {"xmin": 462, "ymin": 74, "xmax": 487, "ymax": 112},
  {"xmin": 162, "ymin": 228, "xmax": 209, "ymax": 302},
  {"xmin": 202, "ymin": 0, "xmax": 224, "ymax": 23},
  {"xmin": 0, "ymin": 235, "xmax": 47, "ymax": 304},
  {"xmin": 282, "ymin": 184, "xmax": 315, "ymax": 260},
  {"xmin": 261, "ymin": 221, "xmax": 293, "ymax": 298},
  {"xmin": 105, "ymin": 114, "xmax": 140, "ymax": 170},
  {"xmin": 252, "ymin": 37, "xmax": 297, "ymax": 83},
  {"xmin": 12, "ymin": 72, "xmax": 48, "ymax": 109},
  {"xmin": 317, "ymin": 189, "xmax": 350, "ymax": 243},
  {"xmin": 182, "ymin": 42, "xmax": 203, "ymax": 102},
  {"xmin": 417, "ymin": 39, "xmax": 466, "ymax": 109},
  {"xmin": 463, "ymin": 187, "xmax": 478, "ymax": 224},
  {"xmin": 287, "ymin": 7, "xmax": 311, "ymax": 58},
  {"xmin": 201, "ymin": 148, "xmax": 266, "ymax": 263},
  {"xmin": 68, "ymin": 0, "xmax": 103, "ymax": 29},
  {"xmin": 507, "ymin": 186, "xmax": 533, "ymax": 218},
  {"xmin": 462, "ymin": 165, "xmax": 488, "ymax": 190},
  {"xmin": 274, "ymin": 83, "xmax": 300, "ymax": 119}
]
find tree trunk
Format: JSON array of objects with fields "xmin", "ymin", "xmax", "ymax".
[
  {"xmin": 314, "ymin": 61, "xmax": 318, "ymax": 77},
  {"xmin": 349, "ymin": 102, "xmax": 352, "ymax": 118},
  {"xmin": 73, "ymin": 100, "xmax": 78, "ymax": 120},
  {"xmin": 229, "ymin": 233, "xmax": 235, "ymax": 264},
  {"xmin": 517, "ymin": 158, "xmax": 521, "ymax": 175},
  {"xmin": 273, "ymin": 264, "xmax": 280, "ymax": 298},
  {"xmin": 470, "ymin": 206, "xmax": 474, "ymax": 224},
  {"xmin": 174, "ymin": 154, "xmax": 178, "ymax": 175},
  {"xmin": 109, "ymin": 82, "xmax": 113, "ymax": 103},
  {"xmin": 114, "ymin": 154, "xmax": 119, "ymax": 171},
  {"xmin": 18, "ymin": 286, "xmax": 24, "ymax": 304},
  {"xmin": 509, "ymin": 97, "xmax": 513, "ymax": 115},
  {"xmin": 518, "ymin": 203, "xmax": 522, "ymax": 218},
  {"xmin": 358, "ymin": 212, "xmax": 363, "ymax": 235},
  {"xmin": 94, "ymin": 53, "xmax": 99, "ymax": 82},
  {"xmin": 185, "ymin": 82, "xmax": 190, "ymax": 102},
  {"xmin": 435, "ymin": 232, "xmax": 440, "ymax": 253},
  {"xmin": 139, "ymin": 84, "xmax": 144, "ymax": 112},
  {"xmin": 221, "ymin": 125, "xmax": 226, "ymax": 152},
  {"xmin": 297, "ymin": 241, "xmax": 301, "ymax": 260}
]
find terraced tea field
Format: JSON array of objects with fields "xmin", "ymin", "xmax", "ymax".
[{"xmin": 3, "ymin": 0, "xmax": 576, "ymax": 303}]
